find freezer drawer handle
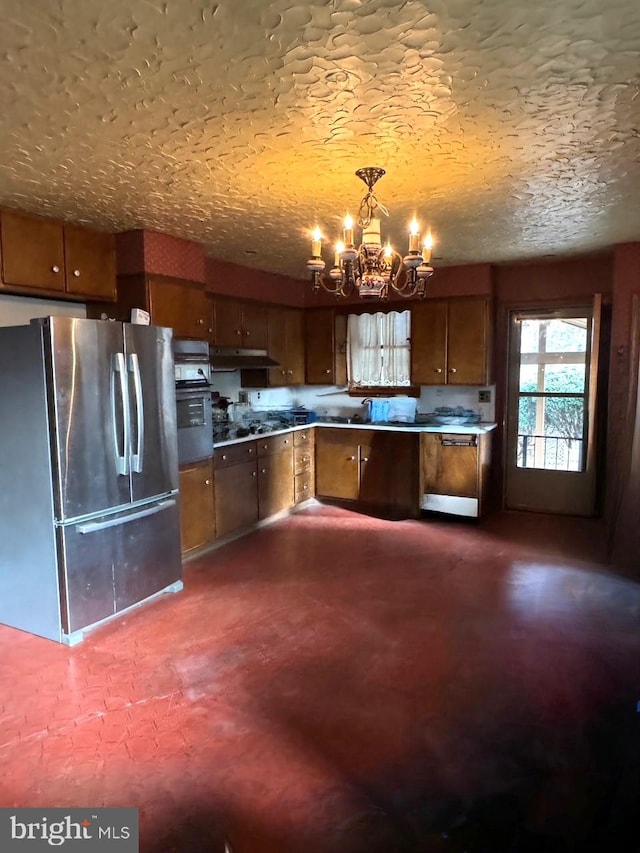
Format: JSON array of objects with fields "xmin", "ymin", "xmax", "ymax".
[
  {"xmin": 75, "ymin": 499, "xmax": 176, "ymax": 534},
  {"xmin": 112, "ymin": 352, "xmax": 130, "ymax": 476},
  {"xmin": 128, "ymin": 352, "xmax": 144, "ymax": 473}
]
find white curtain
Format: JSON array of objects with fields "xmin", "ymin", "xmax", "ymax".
[{"xmin": 347, "ymin": 311, "xmax": 411, "ymax": 387}]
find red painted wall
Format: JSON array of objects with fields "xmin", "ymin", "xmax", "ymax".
[
  {"xmin": 205, "ymin": 257, "xmax": 306, "ymax": 307},
  {"xmin": 116, "ymin": 229, "xmax": 206, "ymax": 283}
]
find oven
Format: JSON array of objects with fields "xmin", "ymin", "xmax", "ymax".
[{"xmin": 173, "ymin": 339, "xmax": 213, "ymax": 464}]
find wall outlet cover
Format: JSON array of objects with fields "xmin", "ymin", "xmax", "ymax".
[{"xmin": 478, "ymin": 389, "xmax": 491, "ymax": 403}]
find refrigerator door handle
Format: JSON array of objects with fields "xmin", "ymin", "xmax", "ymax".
[
  {"xmin": 128, "ymin": 352, "xmax": 145, "ymax": 474},
  {"xmin": 75, "ymin": 498, "xmax": 176, "ymax": 534},
  {"xmin": 112, "ymin": 352, "xmax": 130, "ymax": 476}
]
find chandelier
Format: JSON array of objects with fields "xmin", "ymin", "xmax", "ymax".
[{"xmin": 306, "ymin": 167, "xmax": 434, "ymax": 299}]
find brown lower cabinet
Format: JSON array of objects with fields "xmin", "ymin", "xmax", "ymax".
[
  {"xmin": 178, "ymin": 459, "xmax": 215, "ymax": 555},
  {"xmin": 315, "ymin": 427, "xmax": 418, "ymax": 518},
  {"xmin": 256, "ymin": 433, "xmax": 294, "ymax": 519},
  {"xmin": 214, "ymin": 441, "xmax": 259, "ymax": 539}
]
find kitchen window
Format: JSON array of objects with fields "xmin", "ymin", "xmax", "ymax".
[{"xmin": 346, "ymin": 310, "xmax": 411, "ymax": 388}]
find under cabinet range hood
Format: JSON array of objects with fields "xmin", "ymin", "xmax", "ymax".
[{"xmin": 210, "ymin": 347, "xmax": 280, "ymax": 369}]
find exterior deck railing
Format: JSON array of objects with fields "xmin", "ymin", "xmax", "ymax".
[{"xmin": 517, "ymin": 433, "xmax": 583, "ymax": 471}]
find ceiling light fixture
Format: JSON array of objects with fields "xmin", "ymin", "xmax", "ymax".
[{"xmin": 306, "ymin": 167, "xmax": 434, "ymax": 300}]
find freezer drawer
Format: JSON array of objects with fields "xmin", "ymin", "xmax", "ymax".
[{"xmin": 59, "ymin": 498, "xmax": 182, "ymax": 636}]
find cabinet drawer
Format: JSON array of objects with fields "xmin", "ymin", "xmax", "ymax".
[
  {"xmin": 213, "ymin": 441, "xmax": 257, "ymax": 469},
  {"xmin": 257, "ymin": 432, "xmax": 293, "ymax": 457},
  {"xmin": 294, "ymin": 429, "xmax": 314, "ymax": 446},
  {"xmin": 295, "ymin": 471, "xmax": 315, "ymax": 503},
  {"xmin": 294, "ymin": 448, "xmax": 314, "ymax": 475}
]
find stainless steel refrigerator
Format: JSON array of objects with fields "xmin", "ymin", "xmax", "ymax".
[{"xmin": 0, "ymin": 317, "xmax": 182, "ymax": 644}]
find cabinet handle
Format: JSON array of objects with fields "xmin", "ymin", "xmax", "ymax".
[
  {"xmin": 433, "ymin": 367, "xmax": 442, "ymax": 373},
  {"xmin": 73, "ymin": 269, "xmax": 80, "ymax": 277},
  {"xmin": 449, "ymin": 367, "xmax": 457, "ymax": 374},
  {"xmin": 205, "ymin": 479, "xmax": 211, "ymax": 485},
  {"xmin": 51, "ymin": 265, "xmax": 60, "ymax": 273}
]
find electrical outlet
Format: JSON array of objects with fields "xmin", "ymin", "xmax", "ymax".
[{"xmin": 478, "ymin": 389, "xmax": 491, "ymax": 403}]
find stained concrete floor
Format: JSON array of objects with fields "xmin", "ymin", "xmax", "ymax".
[{"xmin": 1, "ymin": 504, "xmax": 639, "ymax": 852}]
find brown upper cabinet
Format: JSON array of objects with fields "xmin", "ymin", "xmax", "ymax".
[
  {"xmin": 411, "ymin": 297, "xmax": 492, "ymax": 386},
  {"xmin": 243, "ymin": 307, "xmax": 305, "ymax": 387},
  {"xmin": 210, "ymin": 297, "xmax": 267, "ymax": 349},
  {"xmin": 0, "ymin": 209, "xmax": 116, "ymax": 301},
  {"xmin": 305, "ymin": 308, "xmax": 347, "ymax": 385},
  {"xmin": 89, "ymin": 274, "xmax": 210, "ymax": 339}
]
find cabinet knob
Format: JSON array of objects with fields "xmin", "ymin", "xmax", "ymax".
[
  {"xmin": 349, "ymin": 455, "xmax": 356, "ymax": 461},
  {"xmin": 262, "ymin": 443, "xmax": 268, "ymax": 449},
  {"xmin": 284, "ymin": 439, "xmax": 288, "ymax": 444},
  {"xmin": 303, "ymin": 484, "xmax": 308, "ymax": 490},
  {"xmin": 245, "ymin": 330, "xmax": 250, "ymax": 336},
  {"xmin": 236, "ymin": 329, "xmax": 241, "ymax": 336},
  {"xmin": 324, "ymin": 369, "xmax": 331, "ymax": 374},
  {"xmin": 281, "ymin": 369, "xmax": 286, "ymax": 375},
  {"xmin": 261, "ymin": 468, "xmax": 266, "ymax": 473},
  {"xmin": 248, "ymin": 448, "xmax": 253, "ymax": 454},
  {"xmin": 197, "ymin": 318, "xmax": 204, "ymax": 325},
  {"xmin": 301, "ymin": 433, "xmax": 306, "ymax": 439},
  {"xmin": 287, "ymin": 369, "xmax": 293, "ymax": 375},
  {"xmin": 449, "ymin": 367, "xmax": 457, "ymax": 374},
  {"xmin": 72, "ymin": 269, "xmax": 80, "ymax": 277},
  {"xmin": 51, "ymin": 265, "xmax": 60, "ymax": 273},
  {"xmin": 222, "ymin": 454, "xmax": 227, "ymax": 459},
  {"xmin": 205, "ymin": 479, "xmax": 211, "ymax": 485},
  {"xmin": 433, "ymin": 367, "xmax": 442, "ymax": 373},
  {"xmin": 361, "ymin": 456, "xmax": 369, "ymax": 462},
  {"xmin": 251, "ymin": 471, "xmax": 257, "ymax": 477}
]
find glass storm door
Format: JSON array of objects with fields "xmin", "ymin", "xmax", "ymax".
[{"xmin": 505, "ymin": 303, "xmax": 601, "ymax": 515}]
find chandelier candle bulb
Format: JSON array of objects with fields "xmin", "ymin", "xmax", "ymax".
[
  {"xmin": 343, "ymin": 215, "xmax": 354, "ymax": 247},
  {"xmin": 409, "ymin": 219, "xmax": 420, "ymax": 253},
  {"xmin": 311, "ymin": 227, "xmax": 322, "ymax": 258},
  {"xmin": 422, "ymin": 234, "xmax": 433, "ymax": 263},
  {"xmin": 334, "ymin": 240, "xmax": 345, "ymax": 267}
]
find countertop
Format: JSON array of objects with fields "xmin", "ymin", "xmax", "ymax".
[{"xmin": 213, "ymin": 421, "xmax": 498, "ymax": 448}]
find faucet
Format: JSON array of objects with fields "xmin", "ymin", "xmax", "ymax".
[{"xmin": 361, "ymin": 398, "xmax": 373, "ymax": 421}]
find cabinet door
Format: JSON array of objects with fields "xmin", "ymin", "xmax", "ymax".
[
  {"xmin": 315, "ymin": 428, "xmax": 360, "ymax": 500},
  {"xmin": 148, "ymin": 278, "xmax": 202, "ymax": 339},
  {"xmin": 305, "ymin": 309, "xmax": 336, "ymax": 384},
  {"xmin": 64, "ymin": 226, "xmax": 116, "ymax": 300},
  {"xmin": 214, "ymin": 460, "xmax": 258, "ymax": 539},
  {"xmin": 241, "ymin": 302, "xmax": 268, "ymax": 349},
  {"xmin": 420, "ymin": 433, "xmax": 478, "ymax": 497},
  {"xmin": 187, "ymin": 288, "xmax": 210, "ymax": 339},
  {"xmin": 179, "ymin": 460, "xmax": 215, "ymax": 554},
  {"xmin": 447, "ymin": 298, "xmax": 490, "ymax": 385},
  {"xmin": 1, "ymin": 209, "xmax": 65, "ymax": 292},
  {"xmin": 212, "ymin": 297, "xmax": 242, "ymax": 347},
  {"xmin": 359, "ymin": 432, "xmax": 418, "ymax": 516},
  {"xmin": 267, "ymin": 307, "xmax": 288, "ymax": 386},
  {"xmin": 258, "ymin": 447, "xmax": 294, "ymax": 519},
  {"xmin": 411, "ymin": 300, "xmax": 448, "ymax": 384},
  {"xmin": 285, "ymin": 309, "xmax": 305, "ymax": 385}
]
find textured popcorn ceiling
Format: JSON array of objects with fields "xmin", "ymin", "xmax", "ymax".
[{"xmin": 1, "ymin": 0, "xmax": 639, "ymax": 278}]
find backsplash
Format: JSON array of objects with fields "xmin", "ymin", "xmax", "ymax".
[{"xmin": 209, "ymin": 372, "xmax": 496, "ymax": 423}]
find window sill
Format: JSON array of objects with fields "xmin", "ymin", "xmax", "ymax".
[{"xmin": 347, "ymin": 386, "xmax": 421, "ymax": 397}]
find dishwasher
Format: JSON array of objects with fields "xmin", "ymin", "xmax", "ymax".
[{"xmin": 420, "ymin": 433, "xmax": 481, "ymax": 517}]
